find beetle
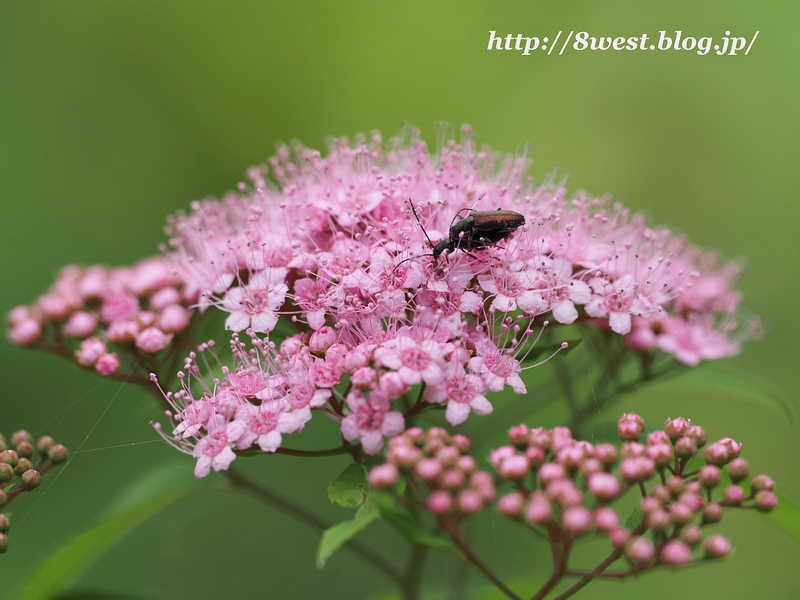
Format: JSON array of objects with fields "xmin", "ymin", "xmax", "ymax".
[{"xmin": 406, "ymin": 198, "xmax": 525, "ymax": 262}]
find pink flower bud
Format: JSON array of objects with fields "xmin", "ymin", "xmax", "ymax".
[
  {"xmin": 100, "ymin": 291, "xmax": 140, "ymax": 323},
  {"xmin": 594, "ymin": 443, "xmax": 618, "ymax": 465},
  {"xmin": 538, "ymin": 462, "xmax": 566, "ymax": 486},
  {"xmin": 436, "ymin": 446, "xmax": 461, "ymax": 468},
  {"xmin": 703, "ymin": 503, "xmax": 723, "ymax": 523},
  {"xmin": 441, "ymin": 469, "xmax": 466, "ymax": 490},
  {"xmin": 378, "ymin": 372, "xmax": 408, "ymax": 398},
  {"xmin": 490, "ymin": 446, "xmax": 517, "ymax": 471},
  {"xmin": 752, "ymin": 474, "xmax": 775, "ymax": 492},
  {"xmin": 660, "ymin": 541, "xmax": 692, "ymax": 565},
  {"xmin": 414, "ymin": 458, "xmax": 443, "ymax": 482},
  {"xmin": 458, "ymin": 456, "xmax": 477, "ymax": 474},
  {"xmin": 718, "ymin": 437, "xmax": 742, "ymax": 458},
  {"xmin": 562, "ymin": 506, "xmax": 592, "ymax": 535},
  {"xmin": 579, "ymin": 458, "xmax": 604, "ymax": 477},
  {"xmin": 646, "ymin": 430, "xmax": 671, "ymax": 446},
  {"xmin": 550, "ymin": 427, "xmax": 573, "ymax": 453},
  {"xmin": 698, "ymin": 465, "xmax": 721, "ymax": 488},
  {"xmin": 508, "ymin": 424, "xmax": 531, "ymax": 448},
  {"xmin": 678, "ymin": 491, "xmax": 704, "ymax": 512},
  {"xmin": 646, "ymin": 443, "xmax": 673, "ymax": 467},
  {"xmin": 106, "ymin": 319, "xmax": 140, "ymax": 343},
  {"xmin": 618, "ymin": 413, "xmax": 645, "ymax": 441},
  {"xmin": 369, "ymin": 464, "xmax": 399, "ymax": 488},
  {"xmin": 525, "ymin": 445, "xmax": 547, "ymax": 468},
  {"xmin": 8, "ymin": 318, "xmax": 42, "ymax": 345},
  {"xmin": 674, "ymin": 436, "xmax": 698, "ymax": 458},
  {"xmin": 557, "ymin": 445, "xmax": 585, "ymax": 470},
  {"xmin": 665, "ymin": 417, "xmax": 693, "ymax": 440},
  {"xmin": 427, "ymin": 490, "xmax": 453, "ymax": 515},
  {"xmin": 704, "ymin": 534, "xmax": 732, "ymax": 558},
  {"xmin": 451, "ymin": 434, "xmax": 471, "ymax": 454},
  {"xmin": 640, "ymin": 496, "xmax": 662, "ymax": 515},
  {"xmin": 669, "ymin": 501, "xmax": 696, "ymax": 525},
  {"xmin": 646, "ymin": 509, "xmax": 671, "ymax": 531},
  {"xmin": 667, "ymin": 476, "xmax": 685, "ymax": 496},
  {"xmin": 525, "ymin": 494, "xmax": 552, "ymax": 524},
  {"xmin": 621, "ymin": 442, "xmax": 645, "ymax": 458},
  {"xmin": 547, "ymin": 479, "xmax": 583, "ymax": 508},
  {"xmin": 159, "ymin": 305, "xmax": 192, "ymax": 333},
  {"xmin": 619, "ymin": 456, "xmax": 655, "ymax": 482},
  {"xmin": 593, "ymin": 507, "xmax": 620, "ymax": 532},
  {"xmin": 343, "ymin": 347, "xmax": 370, "ymax": 373},
  {"xmin": 63, "ymin": 311, "xmax": 98, "ymax": 338},
  {"xmin": 528, "ymin": 427, "xmax": 552, "ymax": 450},
  {"xmin": 309, "ymin": 326, "xmax": 337, "ymax": 354},
  {"xmin": 625, "ymin": 536, "xmax": 655, "ymax": 565},
  {"xmin": 723, "ymin": 485, "xmax": 745, "ymax": 505},
  {"xmin": 458, "ymin": 489, "xmax": 483, "ymax": 514},
  {"xmin": 76, "ymin": 337, "xmax": 107, "ymax": 366},
  {"xmin": 755, "ymin": 490, "xmax": 778, "ymax": 512},
  {"xmin": 686, "ymin": 425, "xmax": 707, "ymax": 448},
  {"xmin": 727, "ymin": 458, "xmax": 749, "ymax": 482},
  {"xmin": 588, "ymin": 472, "xmax": 622, "ymax": 502},
  {"xmin": 498, "ymin": 455, "xmax": 530, "ymax": 480},
  {"xmin": 95, "ymin": 353, "xmax": 121, "ymax": 376},
  {"xmin": 136, "ymin": 327, "xmax": 171, "ymax": 353},
  {"xmin": 352, "ymin": 367, "xmax": 378, "ymax": 389},
  {"xmin": 609, "ymin": 527, "xmax": 629, "ymax": 548},
  {"xmin": 497, "ymin": 493, "xmax": 525, "ymax": 518},
  {"xmin": 679, "ymin": 524, "xmax": 702, "ymax": 546},
  {"xmin": 704, "ymin": 442, "xmax": 731, "ymax": 466},
  {"xmin": 388, "ymin": 444, "xmax": 422, "ymax": 470}
]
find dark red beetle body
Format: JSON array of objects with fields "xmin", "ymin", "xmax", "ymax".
[{"xmin": 432, "ymin": 209, "xmax": 525, "ymax": 259}]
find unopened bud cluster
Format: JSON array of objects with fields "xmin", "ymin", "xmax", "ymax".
[
  {"xmin": 369, "ymin": 426, "xmax": 496, "ymax": 521},
  {"xmin": 492, "ymin": 414, "xmax": 775, "ymax": 570},
  {"xmin": 0, "ymin": 430, "xmax": 68, "ymax": 554},
  {"xmin": 7, "ymin": 257, "xmax": 195, "ymax": 377}
]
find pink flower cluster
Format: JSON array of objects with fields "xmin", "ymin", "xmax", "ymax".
[
  {"xmin": 490, "ymin": 414, "xmax": 775, "ymax": 568},
  {"xmin": 369, "ymin": 426, "xmax": 497, "ymax": 520},
  {"xmin": 167, "ymin": 128, "xmax": 753, "ymax": 371},
  {"xmin": 7, "ymin": 257, "xmax": 195, "ymax": 377},
  {"xmin": 370, "ymin": 413, "xmax": 776, "ymax": 573}
]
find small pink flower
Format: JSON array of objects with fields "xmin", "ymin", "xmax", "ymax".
[
  {"xmin": 340, "ymin": 391, "xmax": 405, "ymax": 455},
  {"xmin": 135, "ymin": 327, "xmax": 172, "ymax": 353},
  {"xmin": 95, "ymin": 353, "xmax": 121, "ymax": 376},
  {"xmin": 76, "ymin": 337, "xmax": 107, "ymax": 366},
  {"xmin": 192, "ymin": 417, "xmax": 238, "ymax": 478}
]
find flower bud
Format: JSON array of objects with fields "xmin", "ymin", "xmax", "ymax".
[
  {"xmin": 389, "ymin": 444, "xmax": 422, "ymax": 470},
  {"xmin": 489, "ymin": 446, "xmax": 516, "ymax": 470},
  {"xmin": 369, "ymin": 464, "xmax": 399, "ymax": 489},
  {"xmin": 723, "ymin": 485, "xmax": 745, "ymax": 505},
  {"xmin": 752, "ymin": 474, "xmax": 775, "ymax": 492},
  {"xmin": 625, "ymin": 536, "xmax": 655, "ymax": 565},
  {"xmin": 594, "ymin": 443, "xmax": 618, "ymax": 466},
  {"xmin": 451, "ymin": 434, "xmax": 471, "ymax": 454},
  {"xmin": 669, "ymin": 501, "xmax": 696, "ymax": 525},
  {"xmin": 557, "ymin": 446, "xmax": 585, "ymax": 470},
  {"xmin": 14, "ymin": 458, "xmax": 34, "ymax": 475},
  {"xmin": 48, "ymin": 444, "xmax": 69, "ymax": 463},
  {"xmin": 579, "ymin": 458, "xmax": 604, "ymax": 478},
  {"xmin": 704, "ymin": 534, "xmax": 732, "ymax": 558},
  {"xmin": 351, "ymin": 367, "xmax": 378, "ymax": 390},
  {"xmin": 755, "ymin": 490, "xmax": 778, "ymax": 512},
  {"xmin": 686, "ymin": 425, "xmax": 707, "ymax": 448},
  {"xmin": 609, "ymin": 527, "xmax": 629, "ymax": 549},
  {"xmin": 524, "ymin": 446, "xmax": 547, "ymax": 468},
  {"xmin": 703, "ymin": 503, "xmax": 723, "ymax": 524},
  {"xmin": 497, "ymin": 455, "xmax": 530, "ymax": 480},
  {"xmin": 508, "ymin": 424, "xmax": 531, "ymax": 449},
  {"xmin": 660, "ymin": 541, "xmax": 692, "ymax": 565},
  {"xmin": 441, "ymin": 469, "xmax": 466, "ymax": 491},
  {"xmin": 497, "ymin": 493, "xmax": 525, "ymax": 518},
  {"xmin": 458, "ymin": 456, "xmax": 478, "ymax": 475},
  {"xmin": 0, "ymin": 464, "xmax": 13, "ymax": 483},
  {"xmin": 646, "ymin": 431, "xmax": 671, "ymax": 446},
  {"xmin": 135, "ymin": 327, "xmax": 171, "ymax": 353},
  {"xmin": 525, "ymin": 494, "xmax": 552, "ymax": 524},
  {"xmin": 0, "ymin": 490, "xmax": 6, "ymax": 510},
  {"xmin": 618, "ymin": 413, "xmax": 645, "ymax": 441},
  {"xmin": 435, "ymin": 446, "xmax": 461, "ymax": 468},
  {"xmin": 667, "ymin": 476, "xmax": 685, "ymax": 496},
  {"xmin": 646, "ymin": 443, "xmax": 673, "ymax": 468},
  {"xmin": 665, "ymin": 417, "xmax": 693, "ymax": 440},
  {"xmin": 698, "ymin": 465, "xmax": 721, "ymax": 488},
  {"xmin": 538, "ymin": 462, "xmax": 566, "ymax": 486},
  {"xmin": 621, "ymin": 442, "xmax": 645, "ymax": 458},
  {"xmin": 0, "ymin": 450, "xmax": 19, "ymax": 467},
  {"xmin": 640, "ymin": 496, "xmax": 662, "ymax": 516},
  {"xmin": 588, "ymin": 472, "xmax": 622, "ymax": 502},
  {"xmin": 11, "ymin": 430, "xmax": 33, "ymax": 447},
  {"xmin": 427, "ymin": 491, "xmax": 453, "ymax": 515},
  {"xmin": 674, "ymin": 436, "xmax": 698, "ymax": 459},
  {"xmin": 0, "ymin": 532, "xmax": 7, "ymax": 553},
  {"xmin": 21, "ymin": 469, "xmax": 42, "ymax": 490},
  {"xmin": 727, "ymin": 458, "xmax": 749, "ymax": 482},
  {"xmin": 309, "ymin": 326, "xmax": 337, "ymax": 354},
  {"xmin": 15, "ymin": 441, "xmax": 34, "ymax": 459},
  {"xmin": 458, "ymin": 489, "xmax": 483, "ymax": 514},
  {"xmin": 646, "ymin": 509, "xmax": 671, "ymax": 531},
  {"xmin": 680, "ymin": 524, "xmax": 702, "ymax": 546},
  {"xmin": 562, "ymin": 506, "xmax": 592, "ymax": 535},
  {"xmin": 64, "ymin": 311, "xmax": 98, "ymax": 338},
  {"xmin": 593, "ymin": 507, "xmax": 620, "ymax": 532},
  {"xmin": 95, "ymin": 353, "xmax": 121, "ymax": 376},
  {"xmin": 619, "ymin": 456, "xmax": 655, "ymax": 482},
  {"xmin": 528, "ymin": 427, "xmax": 552, "ymax": 450},
  {"xmin": 704, "ymin": 442, "xmax": 731, "ymax": 466}
]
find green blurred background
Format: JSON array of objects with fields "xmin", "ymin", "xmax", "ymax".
[{"xmin": 1, "ymin": 1, "xmax": 799, "ymax": 598}]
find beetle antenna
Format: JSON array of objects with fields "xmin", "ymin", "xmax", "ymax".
[{"xmin": 407, "ymin": 198, "xmax": 436, "ymax": 249}]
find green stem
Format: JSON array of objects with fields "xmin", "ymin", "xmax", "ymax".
[{"xmin": 400, "ymin": 544, "xmax": 429, "ymax": 600}]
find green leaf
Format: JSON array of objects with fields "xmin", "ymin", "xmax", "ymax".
[
  {"xmin": 316, "ymin": 493, "xmax": 381, "ymax": 568},
  {"xmin": 14, "ymin": 463, "xmax": 197, "ymax": 600},
  {"xmin": 373, "ymin": 493, "xmax": 462, "ymax": 557},
  {"xmin": 327, "ymin": 463, "xmax": 368, "ymax": 508},
  {"xmin": 761, "ymin": 493, "xmax": 800, "ymax": 545},
  {"xmin": 624, "ymin": 505, "xmax": 644, "ymax": 531},
  {"xmin": 666, "ymin": 365, "xmax": 794, "ymax": 422}
]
